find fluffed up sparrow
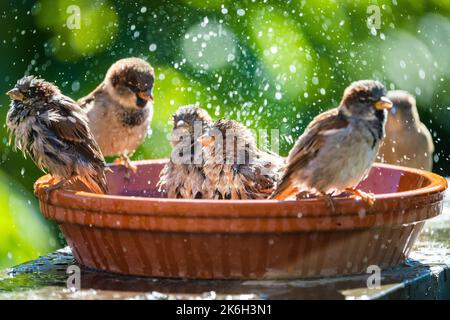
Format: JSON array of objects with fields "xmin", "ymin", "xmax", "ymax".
[
  {"xmin": 6, "ymin": 76, "xmax": 108, "ymax": 195},
  {"xmin": 269, "ymin": 80, "xmax": 393, "ymax": 208},
  {"xmin": 157, "ymin": 105, "xmax": 213, "ymax": 199},
  {"xmin": 377, "ymin": 90, "xmax": 434, "ymax": 171},
  {"xmin": 78, "ymin": 57, "xmax": 155, "ymax": 173},
  {"xmin": 200, "ymin": 119, "xmax": 283, "ymax": 200}
]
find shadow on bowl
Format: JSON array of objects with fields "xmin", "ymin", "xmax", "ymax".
[{"xmin": 35, "ymin": 160, "xmax": 447, "ymax": 279}]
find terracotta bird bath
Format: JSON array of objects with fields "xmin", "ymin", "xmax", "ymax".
[{"xmin": 34, "ymin": 160, "xmax": 447, "ymax": 279}]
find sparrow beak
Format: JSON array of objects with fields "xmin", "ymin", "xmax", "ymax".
[
  {"xmin": 137, "ymin": 89, "xmax": 153, "ymax": 102},
  {"xmin": 198, "ymin": 135, "xmax": 215, "ymax": 147},
  {"xmin": 374, "ymin": 96, "xmax": 393, "ymax": 110},
  {"xmin": 6, "ymin": 88, "xmax": 24, "ymax": 101}
]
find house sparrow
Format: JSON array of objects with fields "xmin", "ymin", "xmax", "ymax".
[
  {"xmin": 377, "ymin": 90, "xmax": 434, "ymax": 171},
  {"xmin": 200, "ymin": 119, "xmax": 283, "ymax": 200},
  {"xmin": 269, "ymin": 80, "xmax": 393, "ymax": 208},
  {"xmin": 6, "ymin": 76, "xmax": 108, "ymax": 195},
  {"xmin": 78, "ymin": 57, "xmax": 155, "ymax": 172},
  {"xmin": 157, "ymin": 105, "xmax": 212, "ymax": 199}
]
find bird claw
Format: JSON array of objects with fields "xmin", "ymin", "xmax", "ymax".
[
  {"xmin": 33, "ymin": 180, "xmax": 46, "ymax": 194},
  {"xmin": 114, "ymin": 155, "xmax": 138, "ymax": 180},
  {"xmin": 325, "ymin": 194, "xmax": 336, "ymax": 213},
  {"xmin": 295, "ymin": 191, "xmax": 311, "ymax": 200},
  {"xmin": 320, "ymin": 193, "xmax": 336, "ymax": 213},
  {"xmin": 42, "ymin": 179, "xmax": 65, "ymax": 203},
  {"xmin": 345, "ymin": 188, "xmax": 375, "ymax": 206}
]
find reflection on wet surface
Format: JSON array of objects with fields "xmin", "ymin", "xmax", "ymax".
[{"xmin": 1, "ymin": 184, "xmax": 449, "ymax": 300}]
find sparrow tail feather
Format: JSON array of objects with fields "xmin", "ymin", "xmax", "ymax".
[
  {"xmin": 78, "ymin": 175, "xmax": 108, "ymax": 194},
  {"xmin": 268, "ymin": 184, "xmax": 298, "ymax": 200}
]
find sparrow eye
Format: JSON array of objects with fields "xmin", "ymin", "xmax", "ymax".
[{"xmin": 129, "ymin": 86, "xmax": 139, "ymax": 93}]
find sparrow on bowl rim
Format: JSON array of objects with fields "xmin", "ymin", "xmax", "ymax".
[
  {"xmin": 6, "ymin": 76, "xmax": 108, "ymax": 197},
  {"xmin": 78, "ymin": 57, "xmax": 155, "ymax": 175},
  {"xmin": 269, "ymin": 79, "xmax": 393, "ymax": 210}
]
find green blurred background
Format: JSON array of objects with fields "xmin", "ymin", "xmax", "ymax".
[{"xmin": 0, "ymin": 0, "xmax": 449, "ymax": 269}]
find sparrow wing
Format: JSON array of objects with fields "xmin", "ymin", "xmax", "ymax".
[
  {"xmin": 45, "ymin": 96, "xmax": 108, "ymax": 193},
  {"xmin": 252, "ymin": 168, "xmax": 278, "ymax": 196},
  {"xmin": 270, "ymin": 108, "xmax": 349, "ymax": 200},
  {"xmin": 50, "ymin": 98, "xmax": 102, "ymax": 156},
  {"xmin": 232, "ymin": 150, "xmax": 281, "ymax": 199},
  {"xmin": 77, "ymin": 82, "xmax": 104, "ymax": 108},
  {"xmin": 288, "ymin": 108, "xmax": 346, "ymax": 167}
]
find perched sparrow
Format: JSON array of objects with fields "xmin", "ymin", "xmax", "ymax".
[
  {"xmin": 6, "ymin": 76, "xmax": 108, "ymax": 194},
  {"xmin": 269, "ymin": 80, "xmax": 393, "ymax": 208},
  {"xmin": 157, "ymin": 105, "xmax": 212, "ymax": 199},
  {"xmin": 78, "ymin": 57, "xmax": 155, "ymax": 172},
  {"xmin": 377, "ymin": 90, "xmax": 434, "ymax": 171},
  {"xmin": 200, "ymin": 119, "xmax": 283, "ymax": 200}
]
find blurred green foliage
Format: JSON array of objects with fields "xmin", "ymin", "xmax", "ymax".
[
  {"xmin": 0, "ymin": 171, "xmax": 59, "ymax": 267},
  {"xmin": 0, "ymin": 0, "xmax": 450, "ymax": 268}
]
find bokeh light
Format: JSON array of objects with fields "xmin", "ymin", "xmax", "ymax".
[
  {"xmin": 182, "ymin": 19, "xmax": 237, "ymax": 71},
  {"xmin": 35, "ymin": 0, "xmax": 119, "ymax": 61},
  {"xmin": 249, "ymin": 8, "xmax": 316, "ymax": 101}
]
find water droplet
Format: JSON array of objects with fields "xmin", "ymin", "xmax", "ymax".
[
  {"xmin": 149, "ymin": 43, "xmax": 157, "ymax": 52},
  {"xmin": 419, "ymin": 69, "xmax": 426, "ymax": 79},
  {"xmin": 237, "ymin": 9, "xmax": 245, "ymax": 16},
  {"xmin": 71, "ymin": 81, "xmax": 80, "ymax": 92}
]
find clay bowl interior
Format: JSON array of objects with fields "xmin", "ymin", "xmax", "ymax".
[{"xmin": 35, "ymin": 160, "xmax": 447, "ymax": 279}]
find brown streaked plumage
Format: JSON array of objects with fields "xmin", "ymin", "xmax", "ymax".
[
  {"xmin": 377, "ymin": 90, "xmax": 434, "ymax": 171},
  {"xmin": 200, "ymin": 119, "xmax": 283, "ymax": 200},
  {"xmin": 269, "ymin": 80, "xmax": 392, "ymax": 207},
  {"xmin": 78, "ymin": 57, "xmax": 155, "ymax": 171},
  {"xmin": 6, "ymin": 76, "xmax": 108, "ymax": 194},
  {"xmin": 157, "ymin": 105, "xmax": 213, "ymax": 199}
]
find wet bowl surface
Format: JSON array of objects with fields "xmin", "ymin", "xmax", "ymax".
[{"xmin": 35, "ymin": 160, "xmax": 447, "ymax": 279}]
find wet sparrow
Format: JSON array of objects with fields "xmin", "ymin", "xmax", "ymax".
[
  {"xmin": 6, "ymin": 76, "xmax": 108, "ymax": 195},
  {"xmin": 200, "ymin": 119, "xmax": 283, "ymax": 200},
  {"xmin": 269, "ymin": 80, "xmax": 393, "ymax": 208},
  {"xmin": 78, "ymin": 57, "xmax": 155, "ymax": 172},
  {"xmin": 157, "ymin": 105, "xmax": 212, "ymax": 199},
  {"xmin": 377, "ymin": 90, "xmax": 434, "ymax": 171}
]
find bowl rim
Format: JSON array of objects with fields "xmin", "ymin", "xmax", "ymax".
[{"xmin": 35, "ymin": 160, "xmax": 448, "ymax": 217}]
